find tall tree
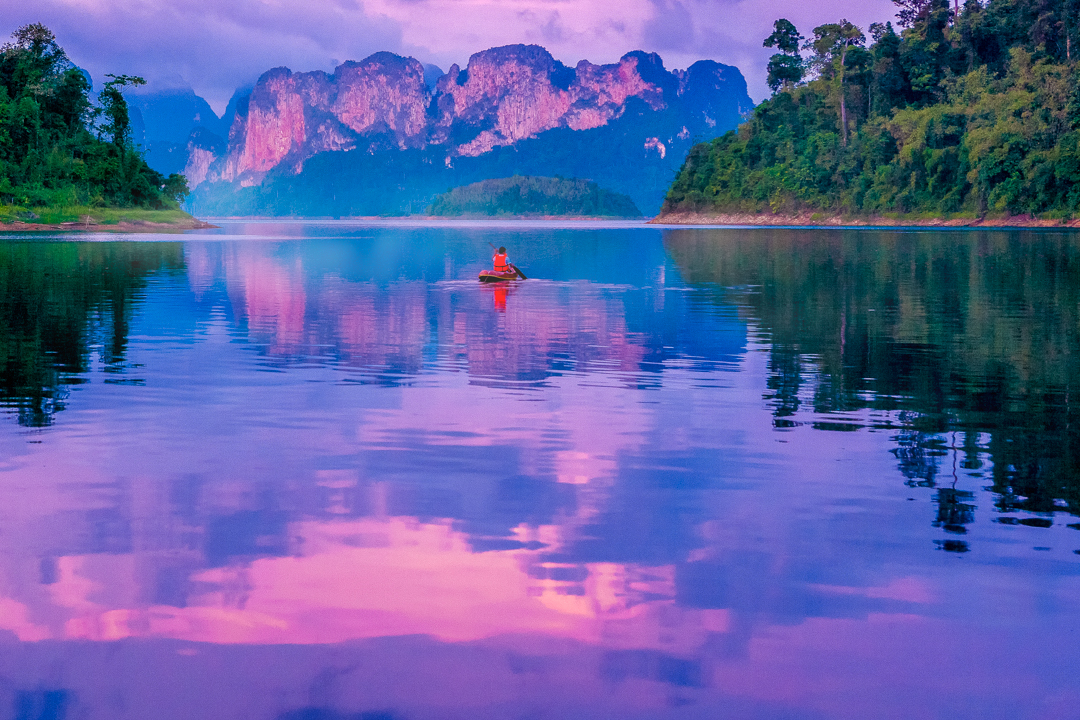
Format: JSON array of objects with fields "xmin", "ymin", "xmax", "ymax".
[
  {"xmin": 1064, "ymin": 0, "xmax": 1080, "ymax": 60},
  {"xmin": 869, "ymin": 22, "xmax": 906, "ymax": 113},
  {"xmin": 765, "ymin": 19, "xmax": 805, "ymax": 92},
  {"xmin": 97, "ymin": 74, "xmax": 145, "ymax": 150},
  {"xmin": 893, "ymin": 0, "xmax": 937, "ymax": 28},
  {"xmin": 765, "ymin": 19, "xmax": 803, "ymax": 54},
  {"xmin": 1, "ymin": 23, "xmax": 69, "ymax": 81},
  {"xmin": 807, "ymin": 21, "xmax": 866, "ymax": 145},
  {"xmin": 899, "ymin": 0, "xmax": 951, "ymax": 104}
]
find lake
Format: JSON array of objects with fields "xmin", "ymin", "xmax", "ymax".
[{"xmin": 0, "ymin": 221, "xmax": 1077, "ymax": 720}]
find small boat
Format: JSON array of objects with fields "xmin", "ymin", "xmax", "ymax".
[{"xmin": 478, "ymin": 270, "xmax": 523, "ymax": 282}]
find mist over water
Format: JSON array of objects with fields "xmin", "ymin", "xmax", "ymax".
[{"xmin": 0, "ymin": 223, "xmax": 1077, "ymax": 720}]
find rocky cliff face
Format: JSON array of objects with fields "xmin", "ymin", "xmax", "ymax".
[
  {"xmin": 430, "ymin": 47, "xmax": 671, "ymax": 157},
  {"xmin": 215, "ymin": 53, "xmax": 430, "ymax": 186},
  {"xmin": 189, "ymin": 44, "xmax": 752, "ymax": 190},
  {"xmin": 183, "ymin": 127, "xmax": 227, "ymax": 188}
]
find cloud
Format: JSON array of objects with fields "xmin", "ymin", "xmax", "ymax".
[
  {"xmin": 2, "ymin": 0, "xmax": 901, "ymax": 112},
  {"xmin": 685, "ymin": 0, "xmax": 898, "ymax": 100},
  {"xmin": 2, "ymin": 0, "xmax": 406, "ymax": 113},
  {"xmin": 643, "ymin": 0, "xmax": 696, "ymax": 52},
  {"xmin": 361, "ymin": 0, "xmax": 901, "ymax": 99}
]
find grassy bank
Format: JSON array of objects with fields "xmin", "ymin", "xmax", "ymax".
[{"xmin": 0, "ymin": 205, "xmax": 214, "ymax": 232}]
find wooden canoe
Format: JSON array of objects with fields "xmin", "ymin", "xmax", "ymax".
[{"xmin": 478, "ymin": 270, "xmax": 522, "ymax": 282}]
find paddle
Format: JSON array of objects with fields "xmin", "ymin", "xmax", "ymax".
[{"xmin": 487, "ymin": 242, "xmax": 527, "ymax": 279}]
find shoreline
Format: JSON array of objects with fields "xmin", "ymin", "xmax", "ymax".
[
  {"xmin": 15, "ymin": 209, "xmax": 1080, "ymax": 231},
  {"xmin": 207, "ymin": 214, "xmax": 643, "ymax": 222},
  {"xmin": 0, "ymin": 218, "xmax": 219, "ymax": 233},
  {"xmin": 199, "ymin": 215, "xmax": 650, "ymax": 229},
  {"xmin": 652, "ymin": 210, "xmax": 1080, "ymax": 228}
]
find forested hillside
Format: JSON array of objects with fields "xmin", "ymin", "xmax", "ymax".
[
  {"xmin": 0, "ymin": 24, "xmax": 188, "ymax": 219},
  {"xmin": 664, "ymin": 0, "xmax": 1080, "ymax": 219}
]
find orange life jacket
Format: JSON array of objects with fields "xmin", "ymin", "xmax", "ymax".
[{"xmin": 493, "ymin": 252, "xmax": 510, "ymax": 273}]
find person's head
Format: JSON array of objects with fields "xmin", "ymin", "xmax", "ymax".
[{"xmin": 498, "ymin": 246, "xmax": 506, "ymax": 253}]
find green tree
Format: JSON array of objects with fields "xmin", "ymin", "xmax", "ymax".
[
  {"xmin": 97, "ymin": 74, "xmax": 145, "ymax": 150},
  {"xmin": 0, "ymin": 24, "xmax": 187, "ymax": 211},
  {"xmin": 894, "ymin": 0, "xmax": 938, "ymax": 28},
  {"xmin": 899, "ymin": 0, "xmax": 951, "ymax": 105},
  {"xmin": 162, "ymin": 173, "xmax": 190, "ymax": 204},
  {"xmin": 807, "ymin": 21, "xmax": 866, "ymax": 145},
  {"xmin": 765, "ymin": 19, "xmax": 805, "ymax": 92},
  {"xmin": 2, "ymin": 23, "xmax": 69, "ymax": 82},
  {"xmin": 1060, "ymin": 0, "xmax": 1080, "ymax": 60},
  {"xmin": 765, "ymin": 19, "xmax": 803, "ymax": 53},
  {"xmin": 663, "ymin": 0, "xmax": 1080, "ymax": 220}
]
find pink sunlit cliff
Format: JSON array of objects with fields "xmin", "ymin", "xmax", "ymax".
[{"xmin": 182, "ymin": 44, "xmax": 753, "ymax": 215}]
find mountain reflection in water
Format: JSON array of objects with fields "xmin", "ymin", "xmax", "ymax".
[{"xmin": 0, "ymin": 223, "xmax": 1076, "ymax": 720}]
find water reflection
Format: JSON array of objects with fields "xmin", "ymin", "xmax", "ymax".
[
  {"xmin": 666, "ymin": 228, "xmax": 1080, "ymax": 532},
  {"xmin": 0, "ymin": 225, "xmax": 1077, "ymax": 719},
  {"xmin": 0, "ymin": 242, "xmax": 184, "ymax": 425}
]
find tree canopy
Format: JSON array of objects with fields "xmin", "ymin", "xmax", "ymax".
[
  {"xmin": 664, "ymin": 0, "xmax": 1080, "ymax": 218},
  {"xmin": 765, "ymin": 19, "xmax": 805, "ymax": 91},
  {"xmin": 427, "ymin": 176, "xmax": 642, "ymax": 217},
  {"xmin": 0, "ymin": 23, "xmax": 188, "ymax": 211}
]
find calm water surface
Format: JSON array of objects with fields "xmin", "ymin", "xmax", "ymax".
[{"xmin": 0, "ymin": 221, "xmax": 1077, "ymax": 720}]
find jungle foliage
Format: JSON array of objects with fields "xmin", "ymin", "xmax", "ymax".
[
  {"xmin": 427, "ymin": 176, "xmax": 642, "ymax": 217},
  {"xmin": 664, "ymin": 0, "xmax": 1080, "ymax": 218},
  {"xmin": 0, "ymin": 24, "xmax": 188, "ymax": 215}
]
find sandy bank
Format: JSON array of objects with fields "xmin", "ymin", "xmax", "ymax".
[{"xmin": 652, "ymin": 210, "xmax": 1080, "ymax": 229}]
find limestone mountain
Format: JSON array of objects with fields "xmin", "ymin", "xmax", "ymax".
[
  {"xmin": 180, "ymin": 44, "xmax": 753, "ymax": 216},
  {"xmin": 129, "ymin": 86, "xmax": 233, "ymax": 176}
]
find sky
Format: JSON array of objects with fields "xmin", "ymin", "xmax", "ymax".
[{"xmin": 4, "ymin": 0, "xmax": 899, "ymax": 114}]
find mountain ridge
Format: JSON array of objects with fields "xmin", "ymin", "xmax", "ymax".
[{"xmin": 170, "ymin": 43, "xmax": 752, "ymax": 215}]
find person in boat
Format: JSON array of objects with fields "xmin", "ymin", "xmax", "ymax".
[{"xmin": 492, "ymin": 246, "xmax": 511, "ymax": 274}]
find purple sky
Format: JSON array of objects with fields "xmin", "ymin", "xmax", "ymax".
[{"xmin": 5, "ymin": 0, "xmax": 898, "ymax": 113}]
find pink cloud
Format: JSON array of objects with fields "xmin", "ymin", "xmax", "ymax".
[{"xmin": 5, "ymin": 0, "xmax": 900, "ymax": 111}]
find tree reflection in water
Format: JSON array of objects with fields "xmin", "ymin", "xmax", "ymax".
[
  {"xmin": 665, "ymin": 227, "xmax": 1080, "ymax": 531},
  {"xmin": 0, "ymin": 241, "xmax": 184, "ymax": 426}
]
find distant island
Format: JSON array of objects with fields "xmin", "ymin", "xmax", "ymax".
[
  {"xmin": 427, "ymin": 176, "xmax": 642, "ymax": 218},
  {"xmin": 0, "ymin": 24, "xmax": 201, "ymax": 232},
  {"xmin": 660, "ymin": 0, "xmax": 1080, "ymax": 226}
]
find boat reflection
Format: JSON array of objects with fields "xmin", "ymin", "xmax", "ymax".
[{"xmin": 485, "ymin": 281, "xmax": 513, "ymax": 312}]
